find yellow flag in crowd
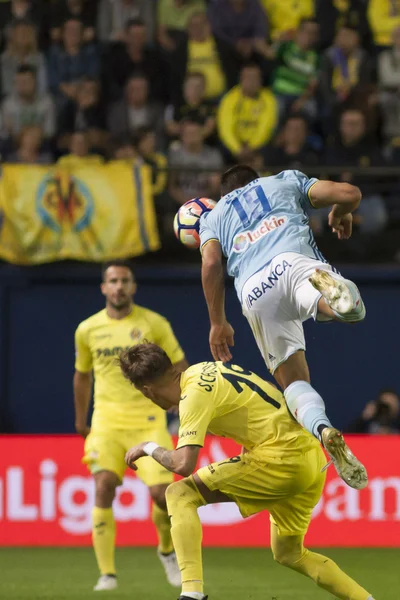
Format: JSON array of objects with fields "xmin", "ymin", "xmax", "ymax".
[{"xmin": 0, "ymin": 162, "xmax": 160, "ymax": 264}]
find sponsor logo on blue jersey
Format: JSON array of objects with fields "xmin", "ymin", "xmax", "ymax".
[
  {"xmin": 232, "ymin": 216, "xmax": 287, "ymax": 254},
  {"xmin": 245, "ymin": 260, "xmax": 292, "ymax": 308}
]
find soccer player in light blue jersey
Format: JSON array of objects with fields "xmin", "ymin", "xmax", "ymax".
[{"xmin": 199, "ymin": 165, "xmax": 368, "ymax": 490}]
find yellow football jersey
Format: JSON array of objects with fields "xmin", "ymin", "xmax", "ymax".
[
  {"xmin": 178, "ymin": 362, "xmax": 319, "ymax": 456},
  {"xmin": 75, "ymin": 305, "xmax": 185, "ymax": 432}
]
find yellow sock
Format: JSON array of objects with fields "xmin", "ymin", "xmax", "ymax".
[
  {"xmin": 152, "ymin": 503, "xmax": 174, "ymax": 555},
  {"xmin": 165, "ymin": 477, "xmax": 206, "ymax": 595},
  {"xmin": 272, "ymin": 526, "xmax": 370, "ymax": 600},
  {"xmin": 92, "ymin": 507, "xmax": 116, "ymax": 576},
  {"xmin": 291, "ymin": 550, "xmax": 370, "ymax": 600}
]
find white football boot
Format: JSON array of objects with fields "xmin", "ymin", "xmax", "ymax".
[
  {"xmin": 93, "ymin": 575, "xmax": 118, "ymax": 591},
  {"xmin": 157, "ymin": 550, "xmax": 181, "ymax": 587},
  {"xmin": 321, "ymin": 427, "xmax": 368, "ymax": 490},
  {"xmin": 309, "ymin": 269, "xmax": 366, "ymax": 322}
]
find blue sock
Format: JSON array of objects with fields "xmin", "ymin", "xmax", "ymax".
[{"xmin": 284, "ymin": 380, "xmax": 332, "ymax": 441}]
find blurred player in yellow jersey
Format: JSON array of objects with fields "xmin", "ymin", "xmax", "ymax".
[
  {"xmin": 73, "ymin": 261, "xmax": 188, "ymax": 592},
  {"xmin": 121, "ymin": 343, "xmax": 375, "ymax": 600}
]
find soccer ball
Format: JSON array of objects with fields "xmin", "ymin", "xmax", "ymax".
[{"xmin": 173, "ymin": 197, "xmax": 217, "ymax": 249}]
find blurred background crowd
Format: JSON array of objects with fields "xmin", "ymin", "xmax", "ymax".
[{"xmin": 0, "ymin": 0, "xmax": 400, "ymax": 260}]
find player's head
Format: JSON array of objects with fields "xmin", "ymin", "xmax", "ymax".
[
  {"xmin": 101, "ymin": 260, "xmax": 137, "ymax": 311},
  {"xmin": 119, "ymin": 342, "xmax": 181, "ymax": 409},
  {"xmin": 220, "ymin": 164, "xmax": 259, "ymax": 196}
]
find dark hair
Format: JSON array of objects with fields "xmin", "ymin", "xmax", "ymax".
[
  {"xmin": 79, "ymin": 75, "xmax": 99, "ymax": 86},
  {"xmin": 126, "ymin": 72, "xmax": 148, "ymax": 85},
  {"xmin": 181, "ymin": 117, "xmax": 202, "ymax": 127},
  {"xmin": 284, "ymin": 113, "xmax": 309, "ymax": 128},
  {"xmin": 111, "ymin": 133, "xmax": 135, "ymax": 151},
  {"xmin": 102, "ymin": 260, "xmax": 135, "ymax": 280},
  {"xmin": 63, "ymin": 18, "xmax": 83, "ymax": 29},
  {"xmin": 132, "ymin": 126, "xmax": 153, "ymax": 146},
  {"xmin": 16, "ymin": 64, "xmax": 36, "ymax": 77},
  {"xmin": 119, "ymin": 342, "xmax": 172, "ymax": 387},
  {"xmin": 339, "ymin": 22, "xmax": 359, "ymax": 34},
  {"xmin": 184, "ymin": 71, "xmax": 206, "ymax": 83},
  {"xmin": 126, "ymin": 17, "xmax": 145, "ymax": 29},
  {"xmin": 241, "ymin": 61, "xmax": 261, "ymax": 73},
  {"xmin": 220, "ymin": 164, "xmax": 259, "ymax": 196}
]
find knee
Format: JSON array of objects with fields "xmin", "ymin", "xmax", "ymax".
[
  {"xmin": 149, "ymin": 485, "xmax": 168, "ymax": 510},
  {"xmin": 272, "ymin": 538, "xmax": 304, "ymax": 569},
  {"xmin": 95, "ymin": 473, "xmax": 118, "ymax": 507},
  {"xmin": 273, "ymin": 548, "xmax": 297, "ymax": 568},
  {"xmin": 165, "ymin": 480, "xmax": 184, "ymax": 512}
]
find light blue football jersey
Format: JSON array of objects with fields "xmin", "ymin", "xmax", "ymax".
[{"xmin": 199, "ymin": 170, "xmax": 326, "ymax": 298}]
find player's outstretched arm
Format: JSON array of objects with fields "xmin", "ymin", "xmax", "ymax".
[
  {"xmin": 201, "ymin": 239, "xmax": 234, "ymax": 362},
  {"xmin": 125, "ymin": 443, "xmax": 200, "ymax": 477},
  {"xmin": 73, "ymin": 370, "xmax": 93, "ymax": 438},
  {"xmin": 309, "ymin": 181, "xmax": 362, "ymax": 240}
]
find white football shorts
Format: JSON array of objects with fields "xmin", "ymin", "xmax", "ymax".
[{"xmin": 241, "ymin": 252, "xmax": 341, "ymax": 374}]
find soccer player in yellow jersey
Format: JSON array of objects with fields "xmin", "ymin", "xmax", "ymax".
[
  {"xmin": 121, "ymin": 343, "xmax": 375, "ymax": 600},
  {"xmin": 73, "ymin": 261, "xmax": 188, "ymax": 592}
]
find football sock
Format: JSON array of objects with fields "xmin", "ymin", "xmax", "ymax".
[
  {"xmin": 152, "ymin": 502, "xmax": 174, "ymax": 555},
  {"xmin": 181, "ymin": 593, "xmax": 205, "ymax": 600},
  {"xmin": 92, "ymin": 506, "xmax": 116, "ymax": 576},
  {"xmin": 166, "ymin": 476, "xmax": 206, "ymax": 595},
  {"xmin": 272, "ymin": 527, "xmax": 371, "ymax": 600},
  {"xmin": 284, "ymin": 380, "xmax": 332, "ymax": 441}
]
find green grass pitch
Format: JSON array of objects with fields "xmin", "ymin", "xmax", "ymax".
[{"xmin": 0, "ymin": 547, "xmax": 397, "ymax": 599}]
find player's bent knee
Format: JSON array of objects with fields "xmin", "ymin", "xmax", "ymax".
[
  {"xmin": 272, "ymin": 536, "xmax": 305, "ymax": 568},
  {"xmin": 166, "ymin": 477, "xmax": 204, "ymax": 513},
  {"xmin": 273, "ymin": 549, "xmax": 297, "ymax": 568},
  {"xmin": 94, "ymin": 472, "xmax": 118, "ymax": 506},
  {"xmin": 165, "ymin": 480, "xmax": 185, "ymax": 511},
  {"xmin": 149, "ymin": 484, "xmax": 168, "ymax": 510}
]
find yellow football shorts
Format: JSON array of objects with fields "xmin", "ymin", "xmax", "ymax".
[
  {"xmin": 83, "ymin": 427, "xmax": 174, "ymax": 486},
  {"xmin": 196, "ymin": 445, "xmax": 326, "ymax": 536}
]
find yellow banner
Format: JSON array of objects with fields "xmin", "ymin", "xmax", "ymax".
[{"xmin": 0, "ymin": 162, "xmax": 160, "ymax": 264}]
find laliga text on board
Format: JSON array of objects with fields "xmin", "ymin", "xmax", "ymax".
[{"xmin": 0, "ymin": 435, "xmax": 399, "ymax": 546}]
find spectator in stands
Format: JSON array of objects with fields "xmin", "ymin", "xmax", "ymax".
[
  {"xmin": 265, "ymin": 114, "xmax": 319, "ymax": 168},
  {"xmin": 168, "ymin": 119, "xmax": 223, "ymax": 203},
  {"xmin": 1, "ymin": 20, "xmax": 48, "ymax": 97},
  {"xmin": 208, "ymin": 0, "xmax": 272, "ymax": 63},
  {"xmin": 107, "ymin": 74, "xmax": 164, "ymax": 148},
  {"xmin": 134, "ymin": 126, "xmax": 168, "ymax": 199},
  {"xmin": 347, "ymin": 389, "xmax": 400, "ymax": 434},
  {"xmin": 157, "ymin": 0, "xmax": 207, "ymax": 52},
  {"xmin": 57, "ymin": 77, "xmax": 106, "ymax": 153},
  {"xmin": 50, "ymin": 0, "xmax": 97, "ymax": 44},
  {"xmin": 48, "ymin": 19, "xmax": 100, "ymax": 106},
  {"xmin": 0, "ymin": 0, "xmax": 44, "ymax": 48},
  {"xmin": 378, "ymin": 26, "xmax": 400, "ymax": 143},
  {"xmin": 324, "ymin": 109, "xmax": 388, "ymax": 234},
  {"xmin": 368, "ymin": 0, "xmax": 400, "ymax": 49},
  {"xmin": 319, "ymin": 24, "xmax": 372, "ymax": 124},
  {"xmin": 169, "ymin": 12, "xmax": 238, "ymax": 104},
  {"xmin": 165, "ymin": 72, "xmax": 216, "ymax": 142},
  {"xmin": 271, "ymin": 19, "xmax": 319, "ymax": 120},
  {"xmin": 217, "ymin": 62, "xmax": 278, "ymax": 162},
  {"xmin": 104, "ymin": 18, "xmax": 166, "ymax": 102},
  {"xmin": 316, "ymin": 0, "xmax": 371, "ymax": 51},
  {"xmin": 260, "ymin": 0, "xmax": 313, "ymax": 42},
  {"xmin": 57, "ymin": 130, "xmax": 104, "ymax": 166},
  {"xmin": 111, "ymin": 134, "xmax": 138, "ymax": 160},
  {"xmin": 97, "ymin": 0, "xmax": 155, "ymax": 45},
  {"xmin": 2, "ymin": 65, "xmax": 55, "ymax": 143},
  {"xmin": 8, "ymin": 124, "xmax": 53, "ymax": 163}
]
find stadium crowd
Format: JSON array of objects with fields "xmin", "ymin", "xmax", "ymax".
[{"xmin": 0, "ymin": 0, "xmax": 400, "ymax": 259}]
